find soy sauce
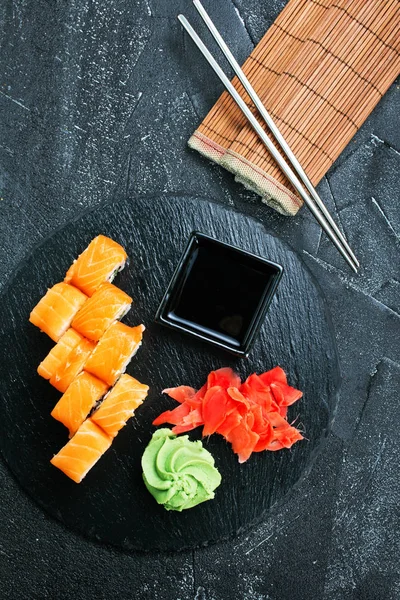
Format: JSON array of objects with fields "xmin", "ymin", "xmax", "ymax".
[{"xmin": 166, "ymin": 235, "xmax": 281, "ymax": 349}]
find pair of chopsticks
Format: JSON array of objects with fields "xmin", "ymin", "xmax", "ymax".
[{"xmin": 179, "ymin": 0, "xmax": 359, "ymax": 273}]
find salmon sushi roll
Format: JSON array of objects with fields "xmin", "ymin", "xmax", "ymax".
[
  {"xmin": 37, "ymin": 328, "xmax": 83, "ymax": 380},
  {"xmin": 50, "ymin": 419, "xmax": 112, "ymax": 483},
  {"xmin": 71, "ymin": 282, "xmax": 132, "ymax": 342},
  {"xmin": 51, "ymin": 371, "xmax": 109, "ymax": 437},
  {"xmin": 29, "ymin": 283, "xmax": 87, "ymax": 342},
  {"xmin": 84, "ymin": 322, "xmax": 144, "ymax": 386},
  {"xmin": 50, "ymin": 337, "xmax": 96, "ymax": 393},
  {"xmin": 65, "ymin": 235, "xmax": 127, "ymax": 297},
  {"xmin": 91, "ymin": 374, "xmax": 149, "ymax": 438}
]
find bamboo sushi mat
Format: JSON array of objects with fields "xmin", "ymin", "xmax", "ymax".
[{"xmin": 189, "ymin": 0, "xmax": 400, "ymax": 216}]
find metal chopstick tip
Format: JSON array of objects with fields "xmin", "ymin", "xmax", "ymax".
[{"xmin": 177, "ymin": 3, "xmax": 359, "ymax": 274}]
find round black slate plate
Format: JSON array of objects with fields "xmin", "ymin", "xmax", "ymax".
[{"xmin": 0, "ymin": 195, "xmax": 339, "ymax": 552}]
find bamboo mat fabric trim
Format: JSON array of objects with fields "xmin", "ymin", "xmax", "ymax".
[{"xmin": 188, "ymin": 0, "xmax": 400, "ymax": 216}]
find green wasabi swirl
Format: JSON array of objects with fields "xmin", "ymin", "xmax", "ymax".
[{"xmin": 142, "ymin": 428, "xmax": 222, "ymax": 511}]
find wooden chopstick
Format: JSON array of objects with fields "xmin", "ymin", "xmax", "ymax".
[{"xmin": 179, "ymin": 6, "xmax": 359, "ymax": 273}]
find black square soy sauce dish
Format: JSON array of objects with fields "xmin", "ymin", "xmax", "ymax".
[{"xmin": 155, "ymin": 232, "xmax": 283, "ymax": 357}]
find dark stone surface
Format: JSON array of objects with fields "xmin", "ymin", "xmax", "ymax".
[
  {"xmin": 0, "ymin": 0, "xmax": 399, "ymax": 597},
  {"xmin": 323, "ymin": 358, "xmax": 400, "ymax": 600},
  {"xmin": 0, "ymin": 195, "xmax": 337, "ymax": 552}
]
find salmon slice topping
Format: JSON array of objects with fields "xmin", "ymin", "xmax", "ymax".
[
  {"xmin": 50, "ymin": 419, "xmax": 112, "ymax": 483},
  {"xmin": 91, "ymin": 374, "xmax": 148, "ymax": 438},
  {"xmin": 72, "ymin": 282, "xmax": 132, "ymax": 341},
  {"xmin": 84, "ymin": 322, "xmax": 145, "ymax": 386},
  {"xmin": 51, "ymin": 371, "xmax": 109, "ymax": 437},
  {"xmin": 29, "ymin": 283, "xmax": 87, "ymax": 342},
  {"xmin": 29, "ymin": 235, "xmax": 152, "ymax": 483},
  {"xmin": 37, "ymin": 328, "xmax": 83, "ymax": 380},
  {"xmin": 64, "ymin": 235, "xmax": 127, "ymax": 297},
  {"xmin": 50, "ymin": 337, "xmax": 96, "ymax": 393}
]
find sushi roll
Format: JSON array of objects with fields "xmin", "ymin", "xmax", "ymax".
[
  {"xmin": 71, "ymin": 282, "xmax": 132, "ymax": 341},
  {"xmin": 91, "ymin": 374, "xmax": 149, "ymax": 438},
  {"xmin": 51, "ymin": 371, "xmax": 109, "ymax": 437},
  {"xmin": 50, "ymin": 419, "xmax": 112, "ymax": 483},
  {"xmin": 37, "ymin": 328, "xmax": 83, "ymax": 380},
  {"xmin": 84, "ymin": 322, "xmax": 144, "ymax": 386},
  {"xmin": 50, "ymin": 337, "xmax": 96, "ymax": 393},
  {"xmin": 29, "ymin": 283, "xmax": 87, "ymax": 342},
  {"xmin": 65, "ymin": 235, "xmax": 127, "ymax": 297}
]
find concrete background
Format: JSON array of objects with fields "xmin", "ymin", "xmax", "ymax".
[{"xmin": 1, "ymin": 1, "xmax": 399, "ymax": 598}]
